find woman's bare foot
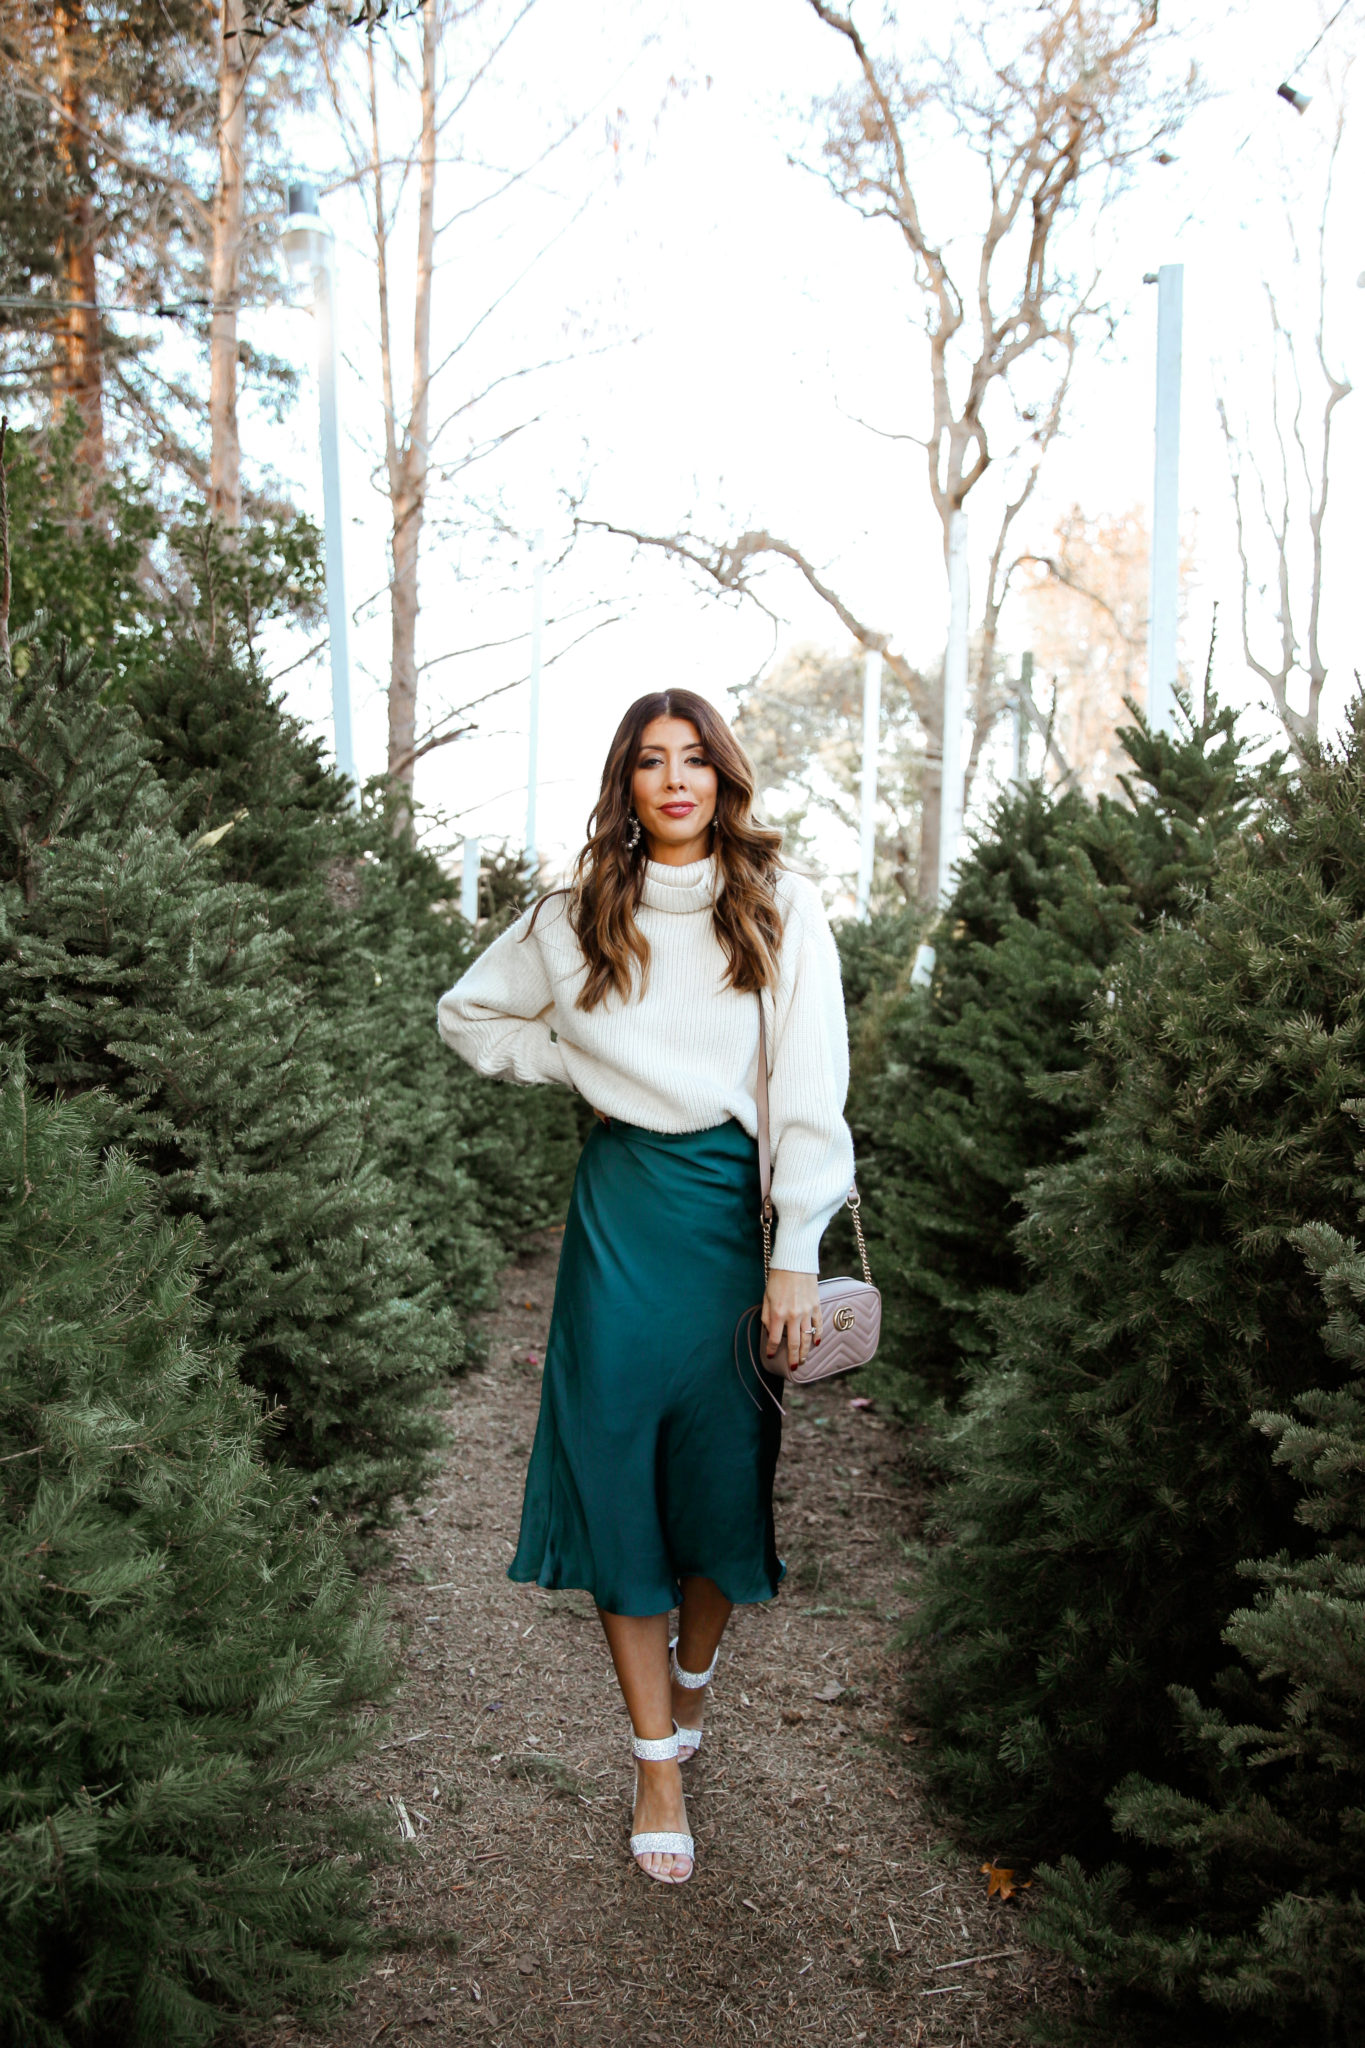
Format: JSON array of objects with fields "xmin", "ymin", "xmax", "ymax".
[{"xmin": 632, "ymin": 1756, "xmax": 693, "ymax": 1883}]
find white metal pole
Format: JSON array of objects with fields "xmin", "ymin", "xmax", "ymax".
[
  {"xmin": 525, "ymin": 529, "xmax": 545, "ymax": 870},
  {"xmin": 313, "ymin": 250, "xmax": 356, "ymax": 790},
  {"xmin": 856, "ymin": 648, "xmax": 882, "ymax": 920},
  {"xmin": 1013, "ymin": 650, "xmax": 1033, "ymax": 784},
  {"xmin": 1147, "ymin": 263, "xmax": 1183, "ymax": 735},
  {"xmin": 460, "ymin": 836, "xmax": 480, "ymax": 923},
  {"xmin": 937, "ymin": 506, "xmax": 970, "ymax": 903}
]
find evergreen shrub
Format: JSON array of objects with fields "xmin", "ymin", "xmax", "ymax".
[
  {"xmin": 0, "ymin": 1070, "xmax": 391, "ymax": 2046},
  {"xmin": 0, "ymin": 641, "xmax": 450, "ymax": 1536},
  {"xmin": 850, "ymin": 697, "xmax": 1270, "ymax": 1407},
  {"xmin": 128, "ymin": 642, "xmax": 584, "ymax": 1291},
  {"xmin": 914, "ymin": 701, "xmax": 1365, "ymax": 1870},
  {"xmin": 1, "ymin": 414, "xmax": 159, "ymax": 665},
  {"xmin": 1029, "ymin": 1217, "xmax": 1365, "ymax": 2046}
]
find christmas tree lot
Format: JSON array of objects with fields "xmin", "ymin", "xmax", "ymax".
[
  {"xmin": 1028, "ymin": 1216, "xmax": 1365, "ymax": 2046},
  {"xmin": 0, "ymin": 638, "xmax": 452, "ymax": 1539},
  {"xmin": 0, "ymin": 455, "xmax": 585, "ymax": 2039},
  {"xmin": 847, "ymin": 689, "xmax": 1274, "ymax": 1408},
  {"xmin": 128, "ymin": 636, "xmax": 585, "ymax": 1305},
  {"xmin": 0, "ymin": 1069, "xmax": 393, "ymax": 2045},
  {"xmin": 911, "ymin": 696, "xmax": 1365, "ymax": 2040}
]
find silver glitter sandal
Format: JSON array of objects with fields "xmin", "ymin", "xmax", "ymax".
[
  {"xmin": 669, "ymin": 1635, "xmax": 718, "ymax": 1762},
  {"xmin": 629, "ymin": 1729, "xmax": 694, "ymax": 1884}
]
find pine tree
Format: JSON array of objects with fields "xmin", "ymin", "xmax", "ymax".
[
  {"xmin": 851, "ymin": 692, "xmax": 1271, "ymax": 1406},
  {"xmin": 1028, "ymin": 1217, "xmax": 1365, "ymax": 2047},
  {"xmin": 0, "ymin": 639, "xmax": 450, "ymax": 1537},
  {"xmin": 912, "ymin": 697, "xmax": 1365, "ymax": 1860},
  {"xmin": 0, "ymin": 1067, "xmax": 393, "ymax": 2046},
  {"xmin": 128, "ymin": 640, "xmax": 584, "ymax": 1296}
]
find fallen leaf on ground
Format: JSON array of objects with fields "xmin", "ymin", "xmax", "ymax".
[
  {"xmin": 982, "ymin": 1860, "xmax": 1032, "ymax": 1901},
  {"xmin": 849, "ymin": 1396, "xmax": 875, "ymax": 1409},
  {"xmin": 812, "ymin": 1680, "xmax": 845, "ymax": 1702}
]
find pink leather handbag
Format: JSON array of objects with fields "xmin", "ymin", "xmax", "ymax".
[{"xmin": 735, "ymin": 996, "xmax": 881, "ymax": 1401}]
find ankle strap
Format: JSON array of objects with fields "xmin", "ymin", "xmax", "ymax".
[
  {"xmin": 632, "ymin": 1730, "xmax": 680, "ymax": 1761},
  {"xmin": 670, "ymin": 1644, "xmax": 718, "ymax": 1690}
]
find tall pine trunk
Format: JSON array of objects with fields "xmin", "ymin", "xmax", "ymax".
[
  {"xmin": 52, "ymin": 0, "xmax": 104, "ymax": 504},
  {"xmin": 378, "ymin": 0, "xmax": 438, "ymax": 813},
  {"xmin": 208, "ymin": 0, "xmax": 248, "ymax": 526}
]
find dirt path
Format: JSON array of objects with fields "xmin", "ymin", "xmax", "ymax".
[{"xmin": 276, "ymin": 1227, "xmax": 1071, "ymax": 2048}]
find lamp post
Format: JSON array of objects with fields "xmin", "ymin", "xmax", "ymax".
[
  {"xmin": 1012, "ymin": 651, "xmax": 1034, "ymax": 784},
  {"xmin": 1144, "ymin": 263, "xmax": 1183, "ymax": 735},
  {"xmin": 525, "ymin": 529, "xmax": 546, "ymax": 876},
  {"xmin": 855, "ymin": 648, "xmax": 882, "ymax": 921},
  {"xmin": 460, "ymin": 836, "xmax": 480, "ymax": 923},
  {"xmin": 938, "ymin": 506, "xmax": 970, "ymax": 900},
  {"xmin": 282, "ymin": 182, "xmax": 356, "ymax": 789}
]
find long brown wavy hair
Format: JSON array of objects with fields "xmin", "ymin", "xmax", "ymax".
[{"xmin": 524, "ymin": 689, "xmax": 786, "ymax": 1011}]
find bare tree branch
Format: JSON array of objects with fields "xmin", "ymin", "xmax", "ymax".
[
  {"xmin": 590, "ymin": 4, "xmax": 1182, "ymax": 899},
  {"xmin": 576, "ymin": 515, "xmax": 927, "ymax": 701},
  {"xmin": 388, "ymin": 612, "xmax": 620, "ymax": 776},
  {"xmin": 1215, "ymin": 103, "xmax": 1352, "ymax": 745}
]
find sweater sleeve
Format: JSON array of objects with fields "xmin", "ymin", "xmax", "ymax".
[
  {"xmin": 436, "ymin": 904, "xmax": 571, "ymax": 1088},
  {"xmin": 767, "ymin": 880, "xmax": 856, "ymax": 1273}
]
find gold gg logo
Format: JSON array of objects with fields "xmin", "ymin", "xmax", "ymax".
[{"xmin": 832, "ymin": 1305, "xmax": 855, "ymax": 1332}]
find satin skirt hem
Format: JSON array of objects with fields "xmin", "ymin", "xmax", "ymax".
[{"xmin": 506, "ymin": 1554, "xmax": 787, "ymax": 1620}]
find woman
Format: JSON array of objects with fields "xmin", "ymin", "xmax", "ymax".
[{"xmin": 437, "ymin": 689, "xmax": 854, "ymax": 1887}]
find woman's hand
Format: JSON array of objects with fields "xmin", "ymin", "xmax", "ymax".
[{"xmin": 761, "ymin": 1268, "xmax": 821, "ymax": 1374}]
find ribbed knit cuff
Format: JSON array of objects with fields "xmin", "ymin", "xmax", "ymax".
[{"xmin": 770, "ymin": 1216, "xmax": 824, "ymax": 1275}]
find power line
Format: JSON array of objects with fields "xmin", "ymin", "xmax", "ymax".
[
  {"xmin": 1283, "ymin": 0, "xmax": 1358, "ymax": 85},
  {"xmin": 1168, "ymin": 2, "xmax": 1358, "ymax": 244}
]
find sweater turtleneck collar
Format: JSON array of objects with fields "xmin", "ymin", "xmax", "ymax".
[{"xmin": 639, "ymin": 852, "xmax": 722, "ymax": 914}]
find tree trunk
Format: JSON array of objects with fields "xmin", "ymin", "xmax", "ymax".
[
  {"xmin": 52, "ymin": 0, "xmax": 104, "ymax": 503},
  {"xmin": 208, "ymin": 0, "xmax": 248, "ymax": 526},
  {"xmin": 385, "ymin": 0, "xmax": 439, "ymax": 806}
]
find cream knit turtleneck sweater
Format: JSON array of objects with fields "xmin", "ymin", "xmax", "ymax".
[{"xmin": 436, "ymin": 854, "xmax": 855, "ymax": 1272}]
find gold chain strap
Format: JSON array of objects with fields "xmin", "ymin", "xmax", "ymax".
[
  {"xmin": 761, "ymin": 1185, "xmax": 872, "ymax": 1283},
  {"xmin": 847, "ymin": 1185, "xmax": 872, "ymax": 1285}
]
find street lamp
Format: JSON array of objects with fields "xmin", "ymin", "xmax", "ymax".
[
  {"xmin": 1143, "ymin": 263, "xmax": 1183, "ymax": 735},
  {"xmin": 855, "ymin": 648, "xmax": 881, "ymax": 921},
  {"xmin": 524, "ymin": 528, "xmax": 546, "ymax": 876},
  {"xmin": 282, "ymin": 182, "xmax": 356, "ymax": 791}
]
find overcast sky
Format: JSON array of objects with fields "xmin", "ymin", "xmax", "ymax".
[{"xmin": 251, "ymin": 0, "xmax": 1364, "ymax": 898}]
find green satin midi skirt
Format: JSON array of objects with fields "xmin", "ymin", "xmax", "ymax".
[{"xmin": 508, "ymin": 1114, "xmax": 786, "ymax": 1617}]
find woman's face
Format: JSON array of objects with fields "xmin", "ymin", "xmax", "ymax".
[{"xmin": 631, "ymin": 716, "xmax": 719, "ymax": 865}]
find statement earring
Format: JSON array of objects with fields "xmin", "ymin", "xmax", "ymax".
[{"xmin": 625, "ymin": 809, "xmax": 642, "ymax": 852}]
